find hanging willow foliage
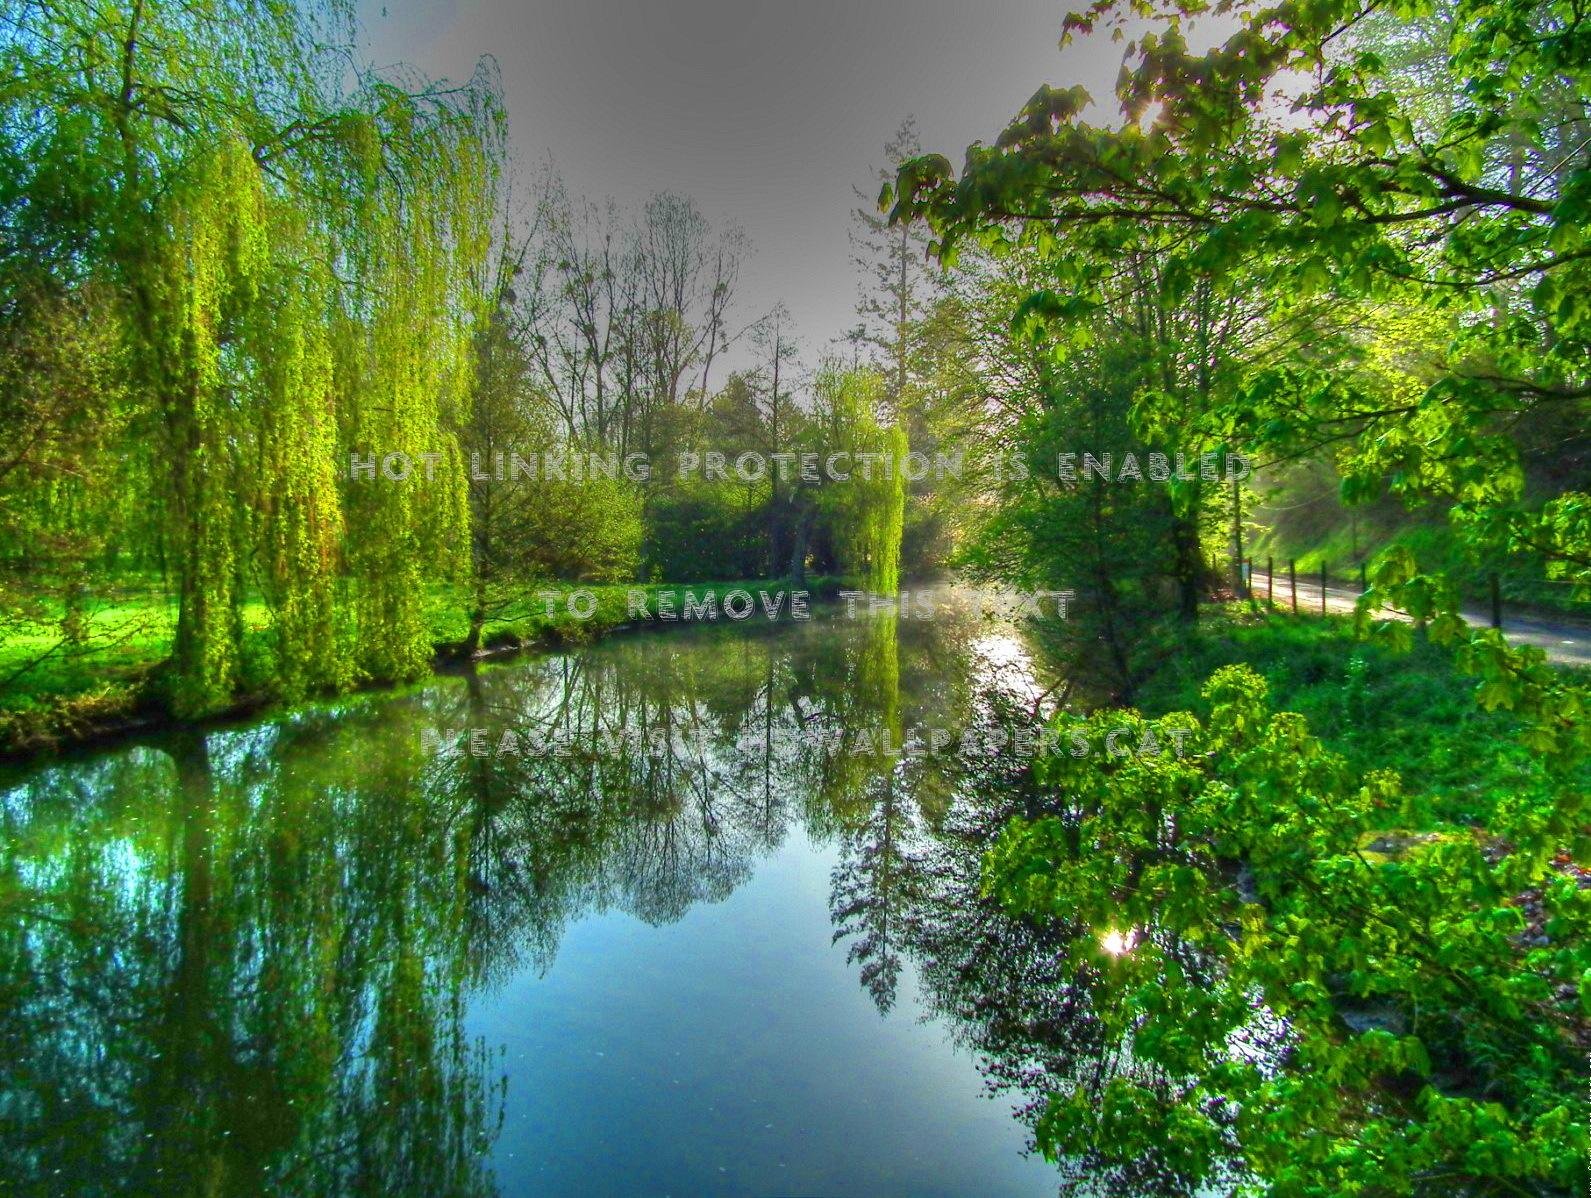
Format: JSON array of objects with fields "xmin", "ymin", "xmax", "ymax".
[
  {"xmin": 822, "ymin": 369, "xmax": 908, "ymax": 595},
  {"xmin": 156, "ymin": 138, "xmax": 269, "ymax": 717},
  {"xmin": 0, "ymin": 0, "xmax": 504, "ymax": 720},
  {"xmin": 339, "ymin": 111, "xmax": 495, "ymax": 684},
  {"xmin": 149, "ymin": 108, "xmax": 497, "ymax": 712},
  {"xmin": 252, "ymin": 245, "xmax": 348, "ymax": 703}
]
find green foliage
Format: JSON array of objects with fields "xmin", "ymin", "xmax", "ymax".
[
  {"xmin": 958, "ymin": 291, "xmax": 1198, "ymax": 696},
  {"xmin": 885, "ymin": 7, "xmax": 1591, "ymax": 1183},
  {"xmin": 513, "ymin": 468, "xmax": 644, "ymax": 583},
  {"xmin": 895, "ymin": 291, "xmax": 985, "ymax": 571},
  {"xmin": 642, "ymin": 481, "xmax": 769, "ymax": 581},
  {"xmin": 815, "ymin": 368, "xmax": 908, "ymax": 593},
  {"xmin": 1138, "ymin": 609, "xmax": 1582, "ymax": 830},
  {"xmin": 0, "ymin": 0, "xmax": 503, "ymax": 716},
  {"xmin": 987, "ymin": 663, "xmax": 1589, "ymax": 1195},
  {"xmin": 155, "ymin": 138, "xmax": 271, "ymax": 715},
  {"xmin": 338, "ymin": 100, "xmax": 496, "ymax": 685},
  {"xmin": 636, "ymin": 370, "xmax": 778, "ymax": 580},
  {"xmin": 891, "ymin": 0, "xmax": 1591, "ymax": 761}
]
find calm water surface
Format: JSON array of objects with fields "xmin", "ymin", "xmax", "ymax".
[{"xmin": 2, "ymin": 589, "xmax": 1097, "ymax": 1197}]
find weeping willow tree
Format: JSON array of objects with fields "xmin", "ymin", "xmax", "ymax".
[
  {"xmin": 154, "ymin": 104, "xmax": 496, "ymax": 712},
  {"xmin": 1, "ymin": 0, "xmax": 504, "ymax": 716},
  {"xmin": 818, "ymin": 369, "xmax": 908, "ymax": 593},
  {"xmin": 153, "ymin": 139, "xmax": 272, "ymax": 715},
  {"xmin": 336, "ymin": 94, "xmax": 497, "ymax": 685},
  {"xmin": 253, "ymin": 246, "xmax": 347, "ymax": 702}
]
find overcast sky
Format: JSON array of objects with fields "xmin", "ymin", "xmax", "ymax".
[{"xmin": 355, "ymin": 0, "xmax": 1142, "ymax": 362}]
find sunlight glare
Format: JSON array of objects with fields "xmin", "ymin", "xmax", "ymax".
[{"xmin": 1099, "ymin": 928, "xmax": 1135, "ymax": 956}]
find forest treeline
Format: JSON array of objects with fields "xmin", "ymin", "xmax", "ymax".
[
  {"xmin": 0, "ymin": 1, "xmax": 970, "ymax": 734},
  {"xmin": 0, "ymin": 0, "xmax": 1343, "ymax": 741}
]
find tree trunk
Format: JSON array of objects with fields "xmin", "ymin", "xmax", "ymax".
[
  {"xmin": 1231, "ymin": 472, "xmax": 1248, "ymax": 599},
  {"xmin": 1173, "ymin": 509, "xmax": 1202, "ymax": 621},
  {"xmin": 786, "ymin": 506, "xmax": 813, "ymax": 586}
]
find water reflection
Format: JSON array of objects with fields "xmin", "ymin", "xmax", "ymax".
[
  {"xmin": 0, "ymin": 590, "xmax": 1220, "ymax": 1197},
  {"xmin": 0, "ymin": 726, "xmax": 502, "ymax": 1198}
]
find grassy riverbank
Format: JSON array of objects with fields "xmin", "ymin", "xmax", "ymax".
[
  {"xmin": 0, "ymin": 577, "xmax": 844, "ymax": 758},
  {"xmin": 1134, "ymin": 604, "xmax": 1590, "ymax": 832}
]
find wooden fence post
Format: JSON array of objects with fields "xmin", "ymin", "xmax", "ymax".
[
  {"xmin": 1289, "ymin": 560, "xmax": 1297, "ymax": 614},
  {"xmin": 1266, "ymin": 556, "xmax": 1274, "ymax": 608}
]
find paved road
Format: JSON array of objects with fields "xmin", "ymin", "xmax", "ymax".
[{"xmin": 1247, "ymin": 571, "xmax": 1591, "ymax": 669}]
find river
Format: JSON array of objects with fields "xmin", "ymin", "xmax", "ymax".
[{"xmin": 0, "ymin": 587, "xmax": 1100, "ymax": 1197}]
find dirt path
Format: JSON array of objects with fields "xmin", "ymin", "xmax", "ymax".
[{"xmin": 1247, "ymin": 571, "xmax": 1591, "ymax": 669}]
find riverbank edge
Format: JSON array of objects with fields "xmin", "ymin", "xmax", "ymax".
[{"xmin": 0, "ymin": 577, "xmax": 849, "ymax": 765}]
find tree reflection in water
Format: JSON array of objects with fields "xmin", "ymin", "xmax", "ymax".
[{"xmin": 0, "ymin": 589, "xmax": 1260, "ymax": 1197}]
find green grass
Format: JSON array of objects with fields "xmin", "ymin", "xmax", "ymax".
[
  {"xmin": 1134, "ymin": 604, "xmax": 1589, "ymax": 831},
  {"xmin": 0, "ymin": 577, "xmax": 845, "ymax": 755}
]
